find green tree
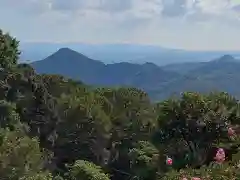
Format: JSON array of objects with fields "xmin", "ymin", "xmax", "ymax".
[
  {"xmin": 0, "ymin": 128, "xmax": 50, "ymax": 179},
  {"xmin": 96, "ymin": 88, "xmax": 157, "ymax": 180},
  {"xmin": 68, "ymin": 160, "xmax": 110, "ymax": 180},
  {"xmin": 154, "ymin": 92, "xmax": 240, "ymax": 169},
  {"xmin": 0, "ymin": 29, "xmax": 20, "ymax": 69},
  {"xmin": 54, "ymin": 90, "xmax": 112, "ymax": 170},
  {"xmin": 0, "ymin": 100, "xmax": 21, "ymax": 130},
  {"xmin": 128, "ymin": 141, "xmax": 159, "ymax": 180}
]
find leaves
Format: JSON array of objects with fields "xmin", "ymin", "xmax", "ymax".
[
  {"xmin": 1, "ymin": 28, "xmax": 240, "ymax": 180},
  {"xmin": 0, "ymin": 30, "xmax": 20, "ymax": 69},
  {"xmin": 68, "ymin": 160, "xmax": 110, "ymax": 180},
  {"xmin": 0, "ymin": 128, "xmax": 50, "ymax": 179}
]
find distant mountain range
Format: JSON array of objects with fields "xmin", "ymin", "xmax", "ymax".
[
  {"xmin": 31, "ymin": 48, "xmax": 240, "ymax": 101},
  {"xmin": 21, "ymin": 42, "xmax": 240, "ymax": 65},
  {"xmin": 31, "ymin": 48, "xmax": 178, "ymax": 89}
]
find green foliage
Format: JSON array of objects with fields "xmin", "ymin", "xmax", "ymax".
[
  {"xmin": 20, "ymin": 172, "xmax": 53, "ymax": 180},
  {"xmin": 1, "ymin": 29, "xmax": 240, "ymax": 180},
  {"xmin": 0, "ymin": 128, "xmax": 49, "ymax": 179},
  {"xmin": 128, "ymin": 141, "xmax": 159, "ymax": 180},
  {"xmin": 0, "ymin": 100, "xmax": 21, "ymax": 129},
  {"xmin": 0, "ymin": 29, "xmax": 20, "ymax": 69},
  {"xmin": 69, "ymin": 160, "xmax": 110, "ymax": 180},
  {"xmin": 162, "ymin": 163, "xmax": 240, "ymax": 180},
  {"xmin": 153, "ymin": 92, "xmax": 240, "ymax": 169}
]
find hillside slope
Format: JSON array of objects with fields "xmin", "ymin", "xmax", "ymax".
[{"xmin": 150, "ymin": 55, "xmax": 240, "ymax": 100}]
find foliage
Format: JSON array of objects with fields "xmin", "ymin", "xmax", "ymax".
[
  {"xmin": 20, "ymin": 172, "xmax": 53, "ymax": 180},
  {"xmin": 128, "ymin": 141, "xmax": 159, "ymax": 180},
  {"xmin": 1, "ymin": 29, "xmax": 240, "ymax": 180},
  {"xmin": 162, "ymin": 163, "xmax": 240, "ymax": 180},
  {"xmin": 68, "ymin": 160, "xmax": 110, "ymax": 180},
  {"xmin": 0, "ymin": 29, "xmax": 20, "ymax": 69},
  {"xmin": 0, "ymin": 128, "xmax": 50, "ymax": 179},
  {"xmin": 153, "ymin": 92, "xmax": 240, "ymax": 169},
  {"xmin": 0, "ymin": 100, "xmax": 22, "ymax": 130}
]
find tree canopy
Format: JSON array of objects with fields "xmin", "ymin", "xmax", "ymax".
[{"xmin": 0, "ymin": 29, "xmax": 240, "ymax": 180}]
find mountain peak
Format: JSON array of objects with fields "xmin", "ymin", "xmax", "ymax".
[
  {"xmin": 48, "ymin": 47, "xmax": 90, "ymax": 62},
  {"xmin": 142, "ymin": 62, "xmax": 161, "ymax": 71},
  {"xmin": 217, "ymin": 54, "xmax": 235, "ymax": 62},
  {"xmin": 55, "ymin": 47, "xmax": 80, "ymax": 55},
  {"xmin": 143, "ymin": 62, "xmax": 158, "ymax": 67}
]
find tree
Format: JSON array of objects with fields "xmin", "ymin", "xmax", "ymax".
[
  {"xmin": 0, "ymin": 29, "xmax": 20, "ymax": 69},
  {"xmin": 0, "ymin": 128, "xmax": 50, "ymax": 179},
  {"xmin": 68, "ymin": 160, "xmax": 110, "ymax": 180},
  {"xmin": 96, "ymin": 88, "xmax": 157, "ymax": 180},
  {"xmin": 0, "ymin": 100, "xmax": 21, "ymax": 130},
  {"xmin": 128, "ymin": 141, "xmax": 159, "ymax": 180},
  {"xmin": 54, "ymin": 90, "xmax": 112, "ymax": 170},
  {"xmin": 153, "ymin": 92, "xmax": 240, "ymax": 169}
]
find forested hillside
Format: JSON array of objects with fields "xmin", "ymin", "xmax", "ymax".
[{"xmin": 1, "ymin": 29, "xmax": 240, "ymax": 179}]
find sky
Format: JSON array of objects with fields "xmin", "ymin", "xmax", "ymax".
[{"xmin": 1, "ymin": 0, "xmax": 240, "ymax": 51}]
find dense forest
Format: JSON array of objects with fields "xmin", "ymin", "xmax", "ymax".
[{"xmin": 0, "ymin": 29, "xmax": 240, "ymax": 180}]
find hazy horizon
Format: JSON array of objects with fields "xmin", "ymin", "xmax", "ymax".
[
  {"xmin": 19, "ymin": 41, "xmax": 240, "ymax": 53},
  {"xmin": 1, "ymin": 0, "xmax": 240, "ymax": 51}
]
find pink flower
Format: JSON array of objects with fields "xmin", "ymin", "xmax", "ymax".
[
  {"xmin": 166, "ymin": 157, "xmax": 173, "ymax": 165},
  {"xmin": 182, "ymin": 178, "xmax": 188, "ymax": 180},
  {"xmin": 191, "ymin": 177, "xmax": 201, "ymax": 180},
  {"xmin": 214, "ymin": 148, "xmax": 225, "ymax": 163},
  {"xmin": 218, "ymin": 148, "xmax": 225, "ymax": 154},
  {"xmin": 228, "ymin": 127, "xmax": 235, "ymax": 136}
]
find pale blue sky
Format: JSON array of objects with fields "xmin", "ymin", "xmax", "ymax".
[{"xmin": 1, "ymin": 0, "xmax": 240, "ymax": 50}]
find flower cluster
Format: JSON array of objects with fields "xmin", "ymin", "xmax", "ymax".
[
  {"xmin": 165, "ymin": 127, "xmax": 238, "ymax": 179},
  {"xmin": 214, "ymin": 148, "xmax": 225, "ymax": 163},
  {"xmin": 182, "ymin": 177, "xmax": 201, "ymax": 180},
  {"xmin": 228, "ymin": 127, "xmax": 235, "ymax": 137},
  {"xmin": 166, "ymin": 157, "xmax": 173, "ymax": 166}
]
